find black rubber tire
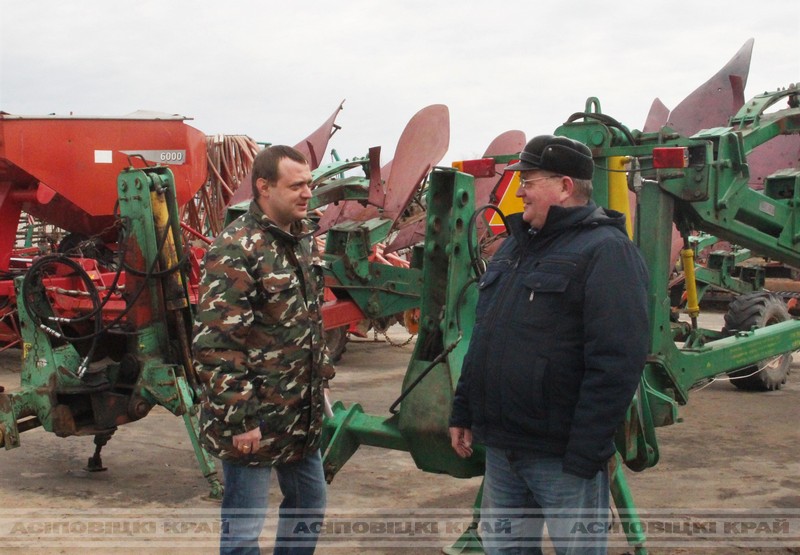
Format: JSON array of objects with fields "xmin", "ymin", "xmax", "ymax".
[
  {"xmin": 722, "ymin": 291, "xmax": 792, "ymax": 391},
  {"xmin": 324, "ymin": 326, "xmax": 348, "ymax": 363}
]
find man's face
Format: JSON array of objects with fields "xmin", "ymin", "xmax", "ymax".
[
  {"xmin": 515, "ymin": 171, "xmax": 568, "ymax": 229},
  {"xmin": 257, "ymin": 158, "xmax": 312, "ymax": 230}
]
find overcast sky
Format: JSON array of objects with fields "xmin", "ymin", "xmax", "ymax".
[{"xmin": 2, "ymin": 1, "xmax": 798, "ymax": 164}]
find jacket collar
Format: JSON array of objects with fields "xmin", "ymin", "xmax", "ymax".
[
  {"xmin": 508, "ymin": 201, "xmax": 627, "ymax": 241},
  {"xmin": 248, "ymin": 200, "xmax": 317, "ymax": 242}
]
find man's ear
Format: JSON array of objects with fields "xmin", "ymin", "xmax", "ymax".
[
  {"xmin": 560, "ymin": 176, "xmax": 575, "ymax": 201},
  {"xmin": 255, "ymin": 177, "xmax": 270, "ymax": 198}
]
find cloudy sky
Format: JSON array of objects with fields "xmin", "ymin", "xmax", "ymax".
[{"xmin": 2, "ymin": 1, "xmax": 797, "ymax": 164}]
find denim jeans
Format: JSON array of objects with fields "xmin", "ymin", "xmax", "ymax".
[
  {"xmin": 481, "ymin": 447, "xmax": 610, "ymax": 555},
  {"xmin": 220, "ymin": 449, "xmax": 327, "ymax": 555}
]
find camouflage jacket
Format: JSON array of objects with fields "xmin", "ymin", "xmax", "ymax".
[{"xmin": 192, "ymin": 201, "xmax": 334, "ymax": 466}]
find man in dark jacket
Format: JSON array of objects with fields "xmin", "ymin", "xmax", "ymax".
[{"xmin": 449, "ymin": 135, "xmax": 649, "ymax": 554}]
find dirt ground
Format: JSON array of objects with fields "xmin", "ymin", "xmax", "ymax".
[{"xmin": 0, "ymin": 315, "xmax": 798, "ymax": 555}]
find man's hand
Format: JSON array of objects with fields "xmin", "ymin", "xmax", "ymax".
[
  {"xmin": 233, "ymin": 427, "xmax": 262, "ymax": 454},
  {"xmin": 449, "ymin": 427, "xmax": 473, "ymax": 458}
]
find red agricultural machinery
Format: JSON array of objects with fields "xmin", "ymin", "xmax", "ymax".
[{"xmin": 0, "ymin": 38, "xmax": 798, "ymax": 555}]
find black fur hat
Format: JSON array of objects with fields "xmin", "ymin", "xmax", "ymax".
[{"xmin": 506, "ymin": 135, "xmax": 594, "ymax": 179}]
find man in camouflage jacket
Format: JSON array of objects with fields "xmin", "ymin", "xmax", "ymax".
[{"xmin": 193, "ymin": 145, "xmax": 334, "ymax": 554}]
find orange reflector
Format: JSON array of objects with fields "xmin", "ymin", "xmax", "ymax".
[
  {"xmin": 652, "ymin": 147, "xmax": 689, "ymax": 169},
  {"xmin": 452, "ymin": 158, "xmax": 496, "ymax": 178}
]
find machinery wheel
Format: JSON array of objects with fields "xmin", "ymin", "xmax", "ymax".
[
  {"xmin": 722, "ymin": 292, "xmax": 792, "ymax": 391},
  {"xmin": 324, "ymin": 326, "xmax": 348, "ymax": 363}
]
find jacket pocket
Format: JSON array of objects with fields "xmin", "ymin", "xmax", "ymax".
[
  {"xmin": 517, "ymin": 271, "xmax": 571, "ymax": 328},
  {"xmin": 501, "ymin": 355, "xmax": 548, "ymax": 431},
  {"xmin": 259, "ymin": 271, "xmax": 304, "ymax": 326},
  {"xmin": 523, "ymin": 271, "xmax": 570, "ymax": 294}
]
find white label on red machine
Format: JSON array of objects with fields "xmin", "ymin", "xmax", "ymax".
[{"xmin": 94, "ymin": 150, "xmax": 113, "ymax": 163}]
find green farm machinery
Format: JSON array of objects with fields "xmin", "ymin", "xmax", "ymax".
[
  {"xmin": 319, "ymin": 84, "xmax": 800, "ymax": 553},
  {"xmin": 0, "ymin": 165, "xmax": 223, "ymax": 499},
  {"xmin": 0, "ymin": 40, "xmax": 797, "ymax": 554}
]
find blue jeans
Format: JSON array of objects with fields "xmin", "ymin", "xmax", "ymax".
[
  {"xmin": 220, "ymin": 450, "xmax": 327, "ymax": 555},
  {"xmin": 481, "ymin": 447, "xmax": 610, "ymax": 555}
]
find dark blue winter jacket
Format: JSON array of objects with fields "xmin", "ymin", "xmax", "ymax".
[{"xmin": 450, "ymin": 202, "xmax": 649, "ymax": 478}]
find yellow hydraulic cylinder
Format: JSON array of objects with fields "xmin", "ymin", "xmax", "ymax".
[
  {"xmin": 680, "ymin": 245, "xmax": 700, "ymax": 324},
  {"xmin": 608, "ymin": 156, "xmax": 633, "ymax": 240},
  {"xmin": 151, "ymin": 188, "xmax": 188, "ymax": 310}
]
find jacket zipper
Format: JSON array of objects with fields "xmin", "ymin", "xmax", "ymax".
[{"xmin": 289, "ymin": 240, "xmax": 317, "ymax": 454}]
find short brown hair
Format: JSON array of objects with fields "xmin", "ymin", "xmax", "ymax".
[{"xmin": 251, "ymin": 145, "xmax": 308, "ymax": 197}]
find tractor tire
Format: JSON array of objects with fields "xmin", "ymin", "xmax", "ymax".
[
  {"xmin": 722, "ymin": 291, "xmax": 792, "ymax": 391},
  {"xmin": 324, "ymin": 326, "xmax": 348, "ymax": 363}
]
